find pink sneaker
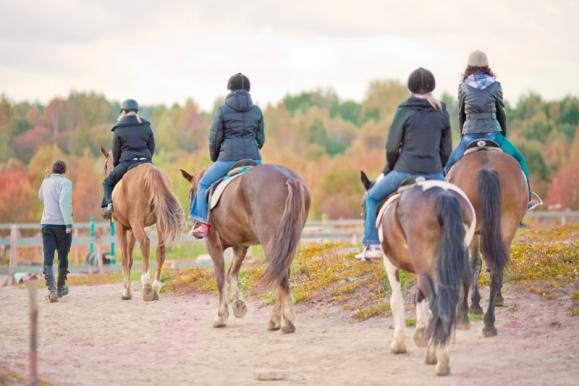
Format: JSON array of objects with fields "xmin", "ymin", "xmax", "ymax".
[{"xmin": 190, "ymin": 222, "xmax": 211, "ymax": 239}]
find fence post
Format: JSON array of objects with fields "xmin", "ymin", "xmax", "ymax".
[
  {"xmin": 89, "ymin": 216, "xmax": 95, "ymax": 253},
  {"xmin": 28, "ymin": 279, "xmax": 38, "ymax": 386},
  {"xmin": 8, "ymin": 224, "xmax": 18, "ymax": 283},
  {"xmin": 109, "ymin": 221, "xmax": 115, "ymax": 258},
  {"xmin": 96, "ymin": 235, "xmax": 103, "ymax": 274}
]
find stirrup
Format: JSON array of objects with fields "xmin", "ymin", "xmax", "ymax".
[{"xmin": 528, "ymin": 192, "xmax": 543, "ymax": 211}]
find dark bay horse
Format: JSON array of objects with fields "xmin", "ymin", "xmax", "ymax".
[
  {"xmin": 361, "ymin": 172, "xmax": 475, "ymax": 376},
  {"xmin": 180, "ymin": 164, "xmax": 310, "ymax": 333},
  {"xmin": 447, "ymin": 149, "xmax": 527, "ymax": 337},
  {"xmin": 101, "ymin": 146, "xmax": 185, "ymax": 301}
]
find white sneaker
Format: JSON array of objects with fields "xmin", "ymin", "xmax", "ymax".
[
  {"xmin": 355, "ymin": 245, "xmax": 383, "ymax": 261},
  {"xmin": 527, "ymin": 192, "xmax": 543, "ymax": 211}
]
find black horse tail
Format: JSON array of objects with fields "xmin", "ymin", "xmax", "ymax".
[
  {"xmin": 427, "ymin": 191, "xmax": 470, "ymax": 347},
  {"xmin": 261, "ymin": 177, "xmax": 308, "ymax": 287},
  {"xmin": 478, "ymin": 169, "xmax": 508, "ymax": 274}
]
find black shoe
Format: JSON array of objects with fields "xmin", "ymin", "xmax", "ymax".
[
  {"xmin": 44, "ymin": 266, "xmax": 58, "ymax": 303},
  {"xmin": 101, "ymin": 203, "xmax": 113, "ymax": 220},
  {"xmin": 57, "ymin": 268, "xmax": 69, "ymax": 298}
]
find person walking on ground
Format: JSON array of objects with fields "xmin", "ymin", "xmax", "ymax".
[{"xmin": 39, "ymin": 160, "xmax": 73, "ymax": 302}]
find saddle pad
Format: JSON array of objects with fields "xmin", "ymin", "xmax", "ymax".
[
  {"xmin": 375, "ymin": 180, "xmax": 476, "ymax": 247},
  {"xmin": 209, "ymin": 172, "xmax": 246, "ymax": 210}
]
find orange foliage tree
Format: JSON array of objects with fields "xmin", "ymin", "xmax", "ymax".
[{"xmin": 0, "ymin": 162, "xmax": 36, "ymax": 222}]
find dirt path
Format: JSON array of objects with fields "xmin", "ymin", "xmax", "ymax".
[{"xmin": 1, "ymin": 283, "xmax": 578, "ymax": 386}]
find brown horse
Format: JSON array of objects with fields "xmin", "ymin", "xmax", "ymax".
[
  {"xmin": 180, "ymin": 164, "xmax": 310, "ymax": 333},
  {"xmin": 447, "ymin": 148, "xmax": 528, "ymax": 337},
  {"xmin": 100, "ymin": 146, "xmax": 185, "ymax": 301},
  {"xmin": 361, "ymin": 172, "xmax": 476, "ymax": 376}
]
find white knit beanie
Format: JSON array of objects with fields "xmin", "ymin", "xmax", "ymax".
[{"xmin": 467, "ymin": 50, "xmax": 488, "ymax": 67}]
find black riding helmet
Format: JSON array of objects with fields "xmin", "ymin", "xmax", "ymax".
[
  {"xmin": 227, "ymin": 73, "xmax": 251, "ymax": 92},
  {"xmin": 407, "ymin": 68, "xmax": 436, "ymax": 94},
  {"xmin": 120, "ymin": 99, "xmax": 139, "ymax": 112}
]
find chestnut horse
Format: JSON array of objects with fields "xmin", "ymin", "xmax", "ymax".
[
  {"xmin": 447, "ymin": 148, "xmax": 527, "ymax": 337},
  {"xmin": 361, "ymin": 172, "xmax": 475, "ymax": 376},
  {"xmin": 180, "ymin": 164, "xmax": 310, "ymax": 333},
  {"xmin": 101, "ymin": 146, "xmax": 185, "ymax": 301}
]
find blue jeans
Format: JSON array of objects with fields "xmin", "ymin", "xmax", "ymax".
[
  {"xmin": 444, "ymin": 133, "xmax": 499, "ymax": 174},
  {"xmin": 189, "ymin": 160, "xmax": 261, "ymax": 222},
  {"xmin": 363, "ymin": 170, "xmax": 444, "ymax": 246}
]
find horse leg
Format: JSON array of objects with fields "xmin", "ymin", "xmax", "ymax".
[
  {"xmin": 132, "ymin": 225, "xmax": 153, "ymax": 302},
  {"xmin": 118, "ymin": 225, "xmax": 131, "ymax": 300},
  {"xmin": 268, "ymin": 298, "xmax": 282, "ymax": 331},
  {"xmin": 152, "ymin": 230, "xmax": 166, "ymax": 301},
  {"xmin": 483, "ymin": 264, "xmax": 503, "ymax": 337},
  {"xmin": 456, "ymin": 249, "xmax": 472, "ymax": 329},
  {"xmin": 435, "ymin": 345, "xmax": 450, "ymax": 376},
  {"xmin": 413, "ymin": 289, "xmax": 429, "ymax": 348},
  {"xmin": 228, "ymin": 246, "xmax": 248, "ymax": 318},
  {"xmin": 278, "ymin": 272, "xmax": 295, "ymax": 334},
  {"xmin": 425, "ymin": 344, "xmax": 437, "ymax": 365},
  {"xmin": 383, "ymin": 257, "xmax": 406, "ymax": 354},
  {"xmin": 469, "ymin": 240, "xmax": 484, "ymax": 315},
  {"xmin": 207, "ymin": 239, "xmax": 228, "ymax": 328}
]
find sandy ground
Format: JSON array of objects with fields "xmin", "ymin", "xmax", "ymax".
[{"xmin": 1, "ymin": 282, "xmax": 578, "ymax": 386}]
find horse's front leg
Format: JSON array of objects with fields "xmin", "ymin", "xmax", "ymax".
[
  {"xmin": 278, "ymin": 272, "xmax": 295, "ymax": 334},
  {"xmin": 456, "ymin": 248, "xmax": 472, "ymax": 330},
  {"xmin": 413, "ymin": 288, "xmax": 429, "ymax": 347},
  {"xmin": 469, "ymin": 240, "xmax": 484, "ymax": 315},
  {"xmin": 207, "ymin": 237, "xmax": 228, "ymax": 327},
  {"xmin": 383, "ymin": 256, "xmax": 406, "ymax": 354},
  {"xmin": 228, "ymin": 246, "xmax": 248, "ymax": 318}
]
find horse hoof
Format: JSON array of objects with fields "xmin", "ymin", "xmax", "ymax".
[
  {"xmin": 268, "ymin": 321, "xmax": 281, "ymax": 331},
  {"xmin": 281, "ymin": 323, "xmax": 296, "ymax": 334},
  {"xmin": 213, "ymin": 320, "xmax": 227, "ymax": 328},
  {"xmin": 425, "ymin": 352, "xmax": 437, "ymax": 365},
  {"xmin": 456, "ymin": 319, "xmax": 470, "ymax": 330},
  {"xmin": 482, "ymin": 325, "xmax": 498, "ymax": 337},
  {"xmin": 469, "ymin": 304, "xmax": 484, "ymax": 315},
  {"xmin": 152, "ymin": 292, "xmax": 159, "ymax": 301},
  {"xmin": 413, "ymin": 328, "xmax": 428, "ymax": 348},
  {"xmin": 496, "ymin": 295, "xmax": 504, "ymax": 307},
  {"xmin": 232, "ymin": 300, "xmax": 247, "ymax": 318},
  {"xmin": 390, "ymin": 341, "xmax": 407, "ymax": 354},
  {"xmin": 121, "ymin": 294, "xmax": 132, "ymax": 300},
  {"xmin": 435, "ymin": 364, "xmax": 450, "ymax": 376}
]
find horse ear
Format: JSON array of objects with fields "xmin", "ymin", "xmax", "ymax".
[
  {"xmin": 360, "ymin": 171, "xmax": 372, "ymax": 191},
  {"xmin": 180, "ymin": 169, "xmax": 193, "ymax": 182},
  {"xmin": 100, "ymin": 146, "xmax": 109, "ymax": 158}
]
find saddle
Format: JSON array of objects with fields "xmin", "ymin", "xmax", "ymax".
[
  {"xmin": 464, "ymin": 139, "xmax": 501, "ymax": 156},
  {"xmin": 207, "ymin": 160, "xmax": 257, "ymax": 210}
]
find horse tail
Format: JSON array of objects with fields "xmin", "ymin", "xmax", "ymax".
[
  {"xmin": 477, "ymin": 169, "xmax": 508, "ymax": 274},
  {"xmin": 261, "ymin": 177, "xmax": 307, "ymax": 287},
  {"xmin": 146, "ymin": 167, "xmax": 185, "ymax": 243},
  {"xmin": 427, "ymin": 191, "xmax": 470, "ymax": 347}
]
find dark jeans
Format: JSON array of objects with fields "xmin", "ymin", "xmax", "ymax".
[
  {"xmin": 102, "ymin": 160, "xmax": 149, "ymax": 205},
  {"xmin": 42, "ymin": 225, "xmax": 72, "ymax": 269}
]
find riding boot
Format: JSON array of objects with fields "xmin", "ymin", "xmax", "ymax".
[
  {"xmin": 43, "ymin": 266, "xmax": 58, "ymax": 303},
  {"xmin": 57, "ymin": 267, "xmax": 69, "ymax": 298}
]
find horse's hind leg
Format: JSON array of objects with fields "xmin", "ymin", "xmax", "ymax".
[
  {"xmin": 278, "ymin": 271, "xmax": 295, "ymax": 334},
  {"xmin": 228, "ymin": 246, "xmax": 248, "ymax": 318},
  {"xmin": 413, "ymin": 288, "xmax": 429, "ymax": 347},
  {"xmin": 483, "ymin": 262, "xmax": 504, "ymax": 337},
  {"xmin": 207, "ymin": 237, "xmax": 228, "ymax": 328},
  {"xmin": 152, "ymin": 230, "xmax": 166, "ymax": 301},
  {"xmin": 469, "ymin": 239, "xmax": 484, "ymax": 315},
  {"xmin": 456, "ymin": 249, "xmax": 472, "ymax": 330},
  {"xmin": 383, "ymin": 256, "xmax": 406, "ymax": 354},
  {"xmin": 118, "ymin": 225, "xmax": 132, "ymax": 300},
  {"xmin": 132, "ymin": 225, "xmax": 153, "ymax": 301}
]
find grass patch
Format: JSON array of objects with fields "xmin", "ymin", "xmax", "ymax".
[
  {"xmin": 353, "ymin": 302, "xmax": 390, "ymax": 321},
  {"xmin": 405, "ymin": 318, "xmax": 416, "ymax": 327},
  {"xmin": 468, "ymin": 313, "xmax": 484, "ymax": 321}
]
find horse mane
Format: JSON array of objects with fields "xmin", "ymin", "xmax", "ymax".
[{"xmin": 142, "ymin": 166, "xmax": 185, "ymax": 242}]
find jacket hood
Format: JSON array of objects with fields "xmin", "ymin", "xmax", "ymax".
[
  {"xmin": 112, "ymin": 113, "xmax": 150, "ymax": 131},
  {"xmin": 225, "ymin": 90, "xmax": 254, "ymax": 112},
  {"xmin": 399, "ymin": 97, "xmax": 436, "ymax": 110},
  {"xmin": 465, "ymin": 73, "xmax": 496, "ymax": 90}
]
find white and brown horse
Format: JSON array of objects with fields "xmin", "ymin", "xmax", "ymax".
[{"xmin": 361, "ymin": 172, "xmax": 476, "ymax": 376}]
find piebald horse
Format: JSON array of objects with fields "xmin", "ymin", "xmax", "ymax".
[
  {"xmin": 361, "ymin": 172, "xmax": 476, "ymax": 376},
  {"xmin": 180, "ymin": 164, "xmax": 310, "ymax": 333},
  {"xmin": 447, "ymin": 148, "xmax": 528, "ymax": 337},
  {"xmin": 101, "ymin": 146, "xmax": 185, "ymax": 301}
]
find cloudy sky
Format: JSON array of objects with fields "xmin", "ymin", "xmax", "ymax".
[{"xmin": 0, "ymin": 0, "xmax": 577, "ymax": 110}]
